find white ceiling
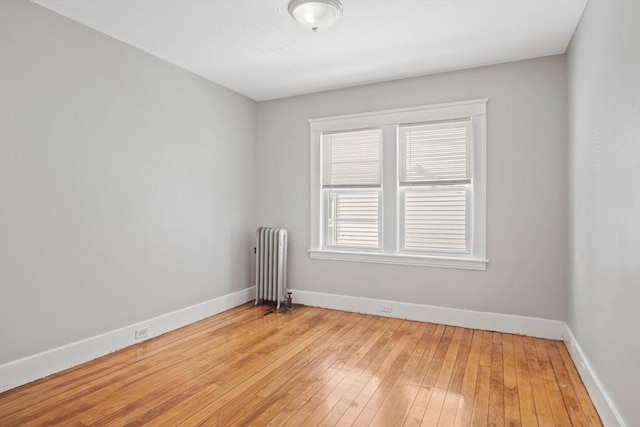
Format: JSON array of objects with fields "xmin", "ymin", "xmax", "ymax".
[{"xmin": 32, "ymin": 0, "xmax": 587, "ymax": 101}]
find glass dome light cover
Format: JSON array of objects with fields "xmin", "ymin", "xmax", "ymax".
[{"xmin": 288, "ymin": 0, "xmax": 343, "ymax": 32}]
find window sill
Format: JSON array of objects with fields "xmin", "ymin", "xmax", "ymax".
[{"xmin": 308, "ymin": 250, "xmax": 488, "ymax": 271}]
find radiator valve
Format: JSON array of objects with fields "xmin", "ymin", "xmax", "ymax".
[{"xmin": 285, "ymin": 292, "xmax": 293, "ymax": 309}]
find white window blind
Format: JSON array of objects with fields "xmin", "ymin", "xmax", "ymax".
[
  {"xmin": 399, "ymin": 119, "xmax": 472, "ymax": 253},
  {"xmin": 323, "ymin": 129, "xmax": 381, "ymax": 187},
  {"xmin": 327, "ymin": 192, "xmax": 379, "ymax": 247},
  {"xmin": 403, "ymin": 188, "xmax": 468, "ymax": 252},
  {"xmin": 399, "ymin": 119, "xmax": 472, "ymax": 185},
  {"xmin": 322, "ymin": 129, "xmax": 381, "ymax": 249}
]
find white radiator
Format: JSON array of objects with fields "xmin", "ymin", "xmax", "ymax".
[{"xmin": 255, "ymin": 227, "xmax": 288, "ymax": 310}]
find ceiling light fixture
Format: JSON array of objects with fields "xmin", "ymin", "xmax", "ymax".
[{"xmin": 288, "ymin": 0, "xmax": 343, "ymax": 32}]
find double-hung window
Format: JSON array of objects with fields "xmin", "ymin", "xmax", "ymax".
[
  {"xmin": 309, "ymin": 99, "xmax": 488, "ymax": 270},
  {"xmin": 399, "ymin": 120, "xmax": 471, "ymax": 254},
  {"xmin": 323, "ymin": 129, "xmax": 382, "ymax": 250}
]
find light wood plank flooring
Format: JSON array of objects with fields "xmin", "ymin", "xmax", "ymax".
[{"xmin": 0, "ymin": 304, "xmax": 602, "ymax": 426}]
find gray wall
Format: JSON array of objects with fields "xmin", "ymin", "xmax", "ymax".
[
  {"xmin": 257, "ymin": 56, "xmax": 568, "ymax": 320},
  {"xmin": 567, "ymin": 1, "xmax": 640, "ymax": 425},
  {"xmin": 3, "ymin": 1, "xmax": 637, "ymax": 422},
  {"xmin": 0, "ymin": 0, "xmax": 257, "ymax": 364}
]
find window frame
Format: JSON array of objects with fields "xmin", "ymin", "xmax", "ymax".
[{"xmin": 309, "ymin": 99, "xmax": 488, "ymax": 271}]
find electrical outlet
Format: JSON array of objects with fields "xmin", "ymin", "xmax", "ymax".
[
  {"xmin": 380, "ymin": 304, "xmax": 392, "ymax": 313},
  {"xmin": 135, "ymin": 327, "xmax": 149, "ymax": 340}
]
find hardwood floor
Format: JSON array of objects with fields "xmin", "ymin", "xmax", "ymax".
[{"xmin": 0, "ymin": 304, "xmax": 602, "ymax": 426}]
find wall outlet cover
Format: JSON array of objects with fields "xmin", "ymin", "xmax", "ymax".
[{"xmin": 134, "ymin": 327, "xmax": 149, "ymax": 340}]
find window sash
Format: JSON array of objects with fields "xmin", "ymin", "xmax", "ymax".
[
  {"xmin": 399, "ymin": 119, "xmax": 472, "ymax": 186},
  {"xmin": 322, "ymin": 128, "xmax": 382, "ymax": 188},
  {"xmin": 323, "ymin": 189, "xmax": 382, "ymax": 250},
  {"xmin": 400, "ymin": 185, "xmax": 471, "ymax": 255}
]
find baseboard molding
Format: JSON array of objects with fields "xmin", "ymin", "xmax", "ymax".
[
  {"xmin": 562, "ymin": 324, "xmax": 627, "ymax": 427},
  {"xmin": 0, "ymin": 286, "xmax": 255, "ymax": 393},
  {"xmin": 1, "ymin": 286, "xmax": 624, "ymax": 426},
  {"xmin": 290, "ymin": 289, "xmax": 564, "ymax": 340}
]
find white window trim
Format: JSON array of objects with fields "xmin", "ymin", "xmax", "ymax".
[{"xmin": 309, "ymin": 99, "xmax": 488, "ymax": 271}]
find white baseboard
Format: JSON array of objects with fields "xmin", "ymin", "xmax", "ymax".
[
  {"xmin": 562, "ymin": 324, "xmax": 627, "ymax": 427},
  {"xmin": 290, "ymin": 289, "xmax": 564, "ymax": 340},
  {"xmin": 2, "ymin": 286, "xmax": 623, "ymax": 427},
  {"xmin": 0, "ymin": 286, "xmax": 255, "ymax": 393}
]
